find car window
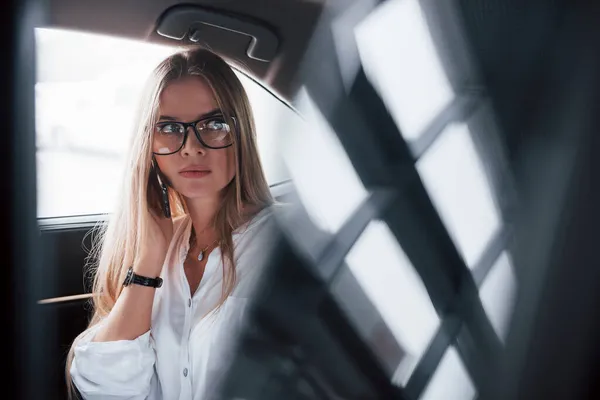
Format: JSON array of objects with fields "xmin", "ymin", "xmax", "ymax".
[{"xmin": 35, "ymin": 28, "xmax": 294, "ymax": 218}]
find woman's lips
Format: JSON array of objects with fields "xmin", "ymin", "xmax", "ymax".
[{"xmin": 179, "ymin": 171, "xmax": 211, "ymax": 178}]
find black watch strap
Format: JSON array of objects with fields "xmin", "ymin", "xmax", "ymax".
[{"xmin": 123, "ymin": 267, "xmax": 163, "ymax": 288}]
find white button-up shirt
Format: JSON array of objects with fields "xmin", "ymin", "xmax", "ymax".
[{"xmin": 71, "ymin": 206, "xmax": 278, "ymax": 400}]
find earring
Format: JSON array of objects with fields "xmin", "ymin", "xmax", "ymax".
[
  {"xmin": 154, "ymin": 166, "xmax": 171, "ymax": 218},
  {"xmin": 159, "ymin": 179, "xmax": 171, "ymax": 218}
]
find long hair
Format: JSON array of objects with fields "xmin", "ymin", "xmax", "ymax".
[{"xmin": 65, "ymin": 47, "xmax": 273, "ymax": 397}]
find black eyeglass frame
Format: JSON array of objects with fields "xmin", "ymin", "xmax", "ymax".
[{"xmin": 152, "ymin": 114, "xmax": 237, "ymax": 155}]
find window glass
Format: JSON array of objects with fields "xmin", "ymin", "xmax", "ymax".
[
  {"xmin": 355, "ymin": 0, "xmax": 453, "ymax": 141},
  {"xmin": 416, "ymin": 123, "xmax": 500, "ymax": 267},
  {"xmin": 343, "ymin": 220, "xmax": 440, "ymax": 385},
  {"xmin": 35, "ymin": 28, "xmax": 293, "ymax": 218}
]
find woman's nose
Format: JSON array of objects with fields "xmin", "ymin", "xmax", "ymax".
[{"xmin": 181, "ymin": 127, "xmax": 207, "ymax": 155}]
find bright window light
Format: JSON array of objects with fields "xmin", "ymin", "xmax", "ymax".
[
  {"xmin": 416, "ymin": 123, "xmax": 500, "ymax": 267},
  {"xmin": 479, "ymin": 252, "xmax": 517, "ymax": 342},
  {"xmin": 355, "ymin": 0, "xmax": 453, "ymax": 141},
  {"xmin": 282, "ymin": 87, "xmax": 368, "ymax": 232},
  {"xmin": 345, "ymin": 221, "xmax": 440, "ymax": 385},
  {"xmin": 420, "ymin": 347, "xmax": 476, "ymax": 400},
  {"xmin": 35, "ymin": 28, "xmax": 294, "ymax": 218},
  {"xmin": 35, "ymin": 28, "xmax": 175, "ymax": 218}
]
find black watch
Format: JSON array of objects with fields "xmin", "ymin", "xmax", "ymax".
[{"xmin": 123, "ymin": 267, "xmax": 163, "ymax": 288}]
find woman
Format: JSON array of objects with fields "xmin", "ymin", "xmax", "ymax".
[{"xmin": 66, "ymin": 47, "xmax": 279, "ymax": 399}]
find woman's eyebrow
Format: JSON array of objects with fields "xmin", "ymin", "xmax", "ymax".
[
  {"xmin": 158, "ymin": 109, "xmax": 221, "ymax": 122},
  {"xmin": 198, "ymin": 109, "xmax": 222, "ymax": 119}
]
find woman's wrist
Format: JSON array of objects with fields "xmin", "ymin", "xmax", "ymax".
[{"xmin": 133, "ymin": 255, "xmax": 165, "ymax": 277}]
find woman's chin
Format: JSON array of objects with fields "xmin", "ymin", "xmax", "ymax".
[
  {"xmin": 179, "ymin": 189, "xmax": 218, "ymax": 200},
  {"xmin": 172, "ymin": 177, "xmax": 233, "ymax": 200}
]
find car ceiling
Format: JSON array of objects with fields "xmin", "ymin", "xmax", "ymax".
[{"xmin": 46, "ymin": 0, "xmax": 325, "ymax": 101}]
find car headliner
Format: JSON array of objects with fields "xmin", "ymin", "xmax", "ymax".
[{"xmin": 46, "ymin": 0, "xmax": 326, "ymax": 101}]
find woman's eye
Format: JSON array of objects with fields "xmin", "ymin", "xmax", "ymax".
[
  {"xmin": 206, "ymin": 119, "xmax": 228, "ymax": 131},
  {"xmin": 157, "ymin": 124, "xmax": 181, "ymax": 133}
]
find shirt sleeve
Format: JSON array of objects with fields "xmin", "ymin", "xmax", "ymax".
[{"xmin": 70, "ymin": 323, "xmax": 157, "ymax": 400}]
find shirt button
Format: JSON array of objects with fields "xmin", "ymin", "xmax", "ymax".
[
  {"xmin": 188, "ymin": 299, "xmax": 192, "ymax": 307},
  {"xmin": 183, "ymin": 368, "xmax": 188, "ymax": 377}
]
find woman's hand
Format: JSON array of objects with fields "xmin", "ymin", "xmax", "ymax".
[{"xmin": 135, "ymin": 210, "xmax": 174, "ymax": 277}]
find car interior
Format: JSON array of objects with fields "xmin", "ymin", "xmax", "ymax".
[{"xmin": 4, "ymin": 0, "xmax": 600, "ymax": 399}]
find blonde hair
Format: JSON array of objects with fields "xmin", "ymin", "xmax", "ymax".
[{"xmin": 65, "ymin": 48, "xmax": 273, "ymax": 398}]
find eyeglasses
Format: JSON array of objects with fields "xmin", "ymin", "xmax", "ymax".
[{"xmin": 152, "ymin": 114, "xmax": 235, "ymax": 155}]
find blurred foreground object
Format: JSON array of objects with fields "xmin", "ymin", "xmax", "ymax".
[{"xmin": 219, "ymin": 0, "xmax": 600, "ymax": 399}]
